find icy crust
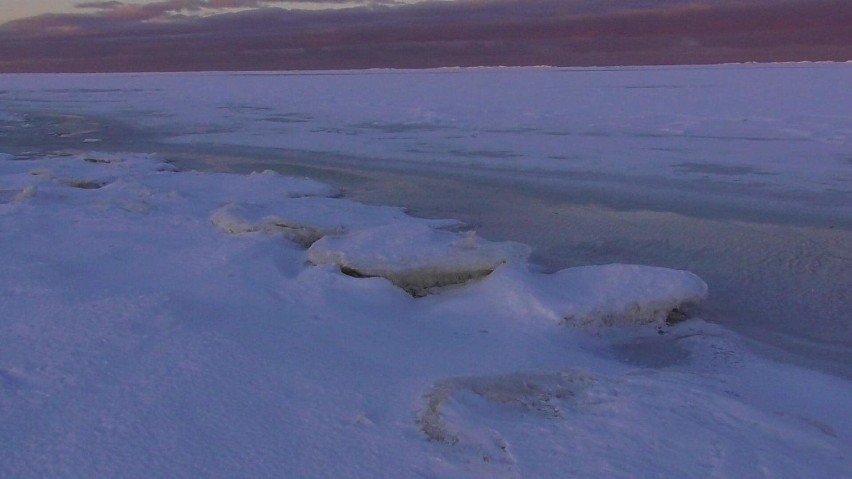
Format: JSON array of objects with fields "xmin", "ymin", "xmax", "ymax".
[
  {"xmin": 1, "ymin": 151, "xmax": 334, "ymax": 198},
  {"xmin": 8, "ymin": 151, "xmax": 177, "ymax": 182},
  {"xmin": 308, "ymin": 224, "xmax": 531, "ymax": 295},
  {"xmin": 505, "ymin": 264, "xmax": 709, "ymax": 327},
  {"xmin": 143, "ymin": 167, "xmax": 337, "ymax": 202},
  {"xmin": 211, "ymin": 199, "xmax": 459, "ymax": 248},
  {"xmin": 0, "ymin": 152, "xmax": 338, "ymax": 216},
  {"xmin": 420, "ymin": 370, "xmax": 596, "ymax": 445}
]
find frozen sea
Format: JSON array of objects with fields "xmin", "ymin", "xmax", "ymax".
[
  {"xmin": 2, "ymin": 63, "xmax": 850, "ymax": 374},
  {"xmin": 1, "ymin": 63, "xmax": 851, "ymax": 477}
]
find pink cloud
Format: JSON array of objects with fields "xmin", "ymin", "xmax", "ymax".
[
  {"xmin": 76, "ymin": 1, "xmax": 126, "ymax": 9},
  {"xmin": 73, "ymin": 0, "xmax": 402, "ymax": 21}
]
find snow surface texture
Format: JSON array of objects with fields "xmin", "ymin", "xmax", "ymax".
[
  {"xmin": 1, "ymin": 152, "xmax": 850, "ymax": 478},
  {"xmin": 1, "ymin": 65, "xmax": 850, "ymax": 370},
  {"xmin": 307, "ymin": 225, "xmax": 530, "ymax": 296}
]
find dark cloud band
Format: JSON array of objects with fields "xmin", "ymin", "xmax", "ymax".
[{"xmin": 1, "ymin": 0, "xmax": 849, "ymax": 72}]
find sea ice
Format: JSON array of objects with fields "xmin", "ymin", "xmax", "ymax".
[
  {"xmin": 142, "ymin": 168, "xmax": 338, "ymax": 202},
  {"xmin": 308, "ymin": 223, "xmax": 531, "ymax": 295},
  {"xmin": 526, "ymin": 264, "xmax": 709, "ymax": 327},
  {"xmin": 211, "ymin": 197, "xmax": 459, "ymax": 248}
]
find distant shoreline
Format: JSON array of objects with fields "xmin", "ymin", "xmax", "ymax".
[{"xmin": 2, "ymin": 60, "xmax": 851, "ymax": 76}]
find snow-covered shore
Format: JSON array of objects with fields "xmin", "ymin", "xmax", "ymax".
[
  {"xmin": 1, "ymin": 151, "xmax": 850, "ymax": 477},
  {"xmin": 3, "ymin": 63, "xmax": 849, "ymax": 373},
  {"xmin": 1, "ymin": 63, "xmax": 851, "ymax": 476}
]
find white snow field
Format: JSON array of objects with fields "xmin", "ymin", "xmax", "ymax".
[
  {"xmin": 1, "ymin": 63, "xmax": 850, "ymax": 373},
  {"xmin": 1, "ymin": 63, "xmax": 851, "ymax": 476},
  {"xmin": 0, "ymin": 151, "xmax": 850, "ymax": 478}
]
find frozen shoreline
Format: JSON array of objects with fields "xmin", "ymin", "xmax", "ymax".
[
  {"xmin": 3, "ymin": 114, "xmax": 851, "ymax": 379},
  {"xmin": 2, "ymin": 149, "xmax": 850, "ymax": 477},
  {"xmin": 2, "ymin": 61, "xmax": 852, "ymax": 473},
  {"xmin": 1, "ymin": 64, "xmax": 850, "ymax": 379},
  {"xmin": 166, "ymin": 144, "xmax": 852, "ymax": 379}
]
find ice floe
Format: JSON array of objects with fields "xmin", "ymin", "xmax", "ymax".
[{"xmin": 308, "ymin": 224, "xmax": 530, "ymax": 295}]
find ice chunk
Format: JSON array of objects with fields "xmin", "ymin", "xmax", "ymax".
[
  {"xmin": 211, "ymin": 202, "xmax": 337, "ymax": 247},
  {"xmin": 448, "ymin": 263, "xmax": 709, "ymax": 327},
  {"xmin": 539, "ymin": 264, "xmax": 708, "ymax": 327},
  {"xmin": 211, "ymin": 197, "xmax": 459, "ymax": 247},
  {"xmin": 307, "ymin": 223, "xmax": 530, "ymax": 295}
]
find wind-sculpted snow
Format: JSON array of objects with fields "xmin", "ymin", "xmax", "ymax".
[
  {"xmin": 418, "ymin": 361, "xmax": 851, "ymax": 479},
  {"xmin": 524, "ymin": 264, "xmax": 707, "ymax": 327},
  {"xmin": 1, "ymin": 151, "xmax": 850, "ymax": 478},
  {"xmin": 420, "ymin": 370, "xmax": 596, "ymax": 445},
  {"xmin": 308, "ymin": 224, "xmax": 530, "ymax": 295}
]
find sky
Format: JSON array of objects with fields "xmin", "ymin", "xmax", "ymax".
[{"xmin": 0, "ymin": 0, "xmax": 850, "ymax": 72}]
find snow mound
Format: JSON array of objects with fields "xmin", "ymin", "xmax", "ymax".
[
  {"xmin": 537, "ymin": 264, "xmax": 709, "ymax": 327},
  {"xmin": 307, "ymin": 223, "xmax": 531, "ymax": 295},
  {"xmin": 211, "ymin": 198, "xmax": 459, "ymax": 247},
  {"xmin": 433, "ymin": 263, "xmax": 708, "ymax": 328}
]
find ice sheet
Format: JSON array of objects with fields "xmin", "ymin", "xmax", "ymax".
[
  {"xmin": 1, "ymin": 63, "xmax": 850, "ymax": 374},
  {"xmin": 1, "ymin": 64, "xmax": 850, "ymax": 205}
]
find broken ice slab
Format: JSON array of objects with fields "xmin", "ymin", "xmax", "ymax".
[
  {"xmin": 307, "ymin": 223, "xmax": 531, "ymax": 296},
  {"xmin": 212, "ymin": 198, "xmax": 459, "ymax": 248},
  {"xmin": 435, "ymin": 262, "xmax": 709, "ymax": 328}
]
